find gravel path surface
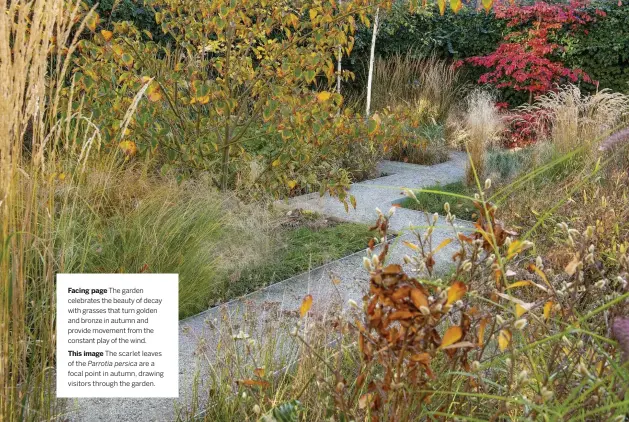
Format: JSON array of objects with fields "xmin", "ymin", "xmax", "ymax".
[{"xmin": 64, "ymin": 152, "xmax": 472, "ymax": 421}]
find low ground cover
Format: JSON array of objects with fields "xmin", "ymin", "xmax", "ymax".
[
  {"xmin": 398, "ymin": 181, "xmax": 476, "ymax": 221},
  {"xmin": 213, "ymin": 212, "xmax": 375, "ymax": 308}
]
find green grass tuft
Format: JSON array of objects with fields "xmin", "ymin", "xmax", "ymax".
[
  {"xmin": 399, "ymin": 181, "xmax": 476, "ymax": 221},
  {"xmin": 224, "ymin": 222, "xmax": 374, "ymax": 300}
]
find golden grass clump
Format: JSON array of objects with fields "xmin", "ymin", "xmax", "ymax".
[
  {"xmin": 528, "ymin": 84, "xmax": 629, "ymax": 154},
  {"xmin": 462, "ymin": 90, "xmax": 504, "ymax": 185},
  {"xmin": 371, "ymin": 53, "xmax": 463, "ymax": 123},
  {"xmin": 0, "ymin": 0, "xmax": 91, "ymax": 419}
]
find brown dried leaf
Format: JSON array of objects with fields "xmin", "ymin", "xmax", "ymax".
[
  {"xmin": 478, "ymin": 317, "xmax": 490, "ymax": 347},
  {"xmin": 389, "ymin": 310, "xmax": 415, "ymax": 320},
  {"xmin": 410, "ymin": 288, "xmax": 428, "ymax": 309},
  {"xmin": 237, "ymin": 379, "xmax": 270, "ymax": 388}
]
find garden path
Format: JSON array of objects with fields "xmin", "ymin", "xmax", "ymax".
[{"xmin": 65, "ymin": 152, "xmax": 472, "ymax": 422}]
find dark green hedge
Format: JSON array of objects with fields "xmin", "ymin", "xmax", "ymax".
[
  {"xmin": 349, "ymin": 2, "xmax": 629, "ymax": 99},
  {"xmin": 563, "ymin": 4, "xmax": 629, "ymax": 94}
]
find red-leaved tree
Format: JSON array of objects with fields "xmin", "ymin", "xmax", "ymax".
[{"xmin": 465, "ymin": 1, "xmax": 603, "ymax": 103}]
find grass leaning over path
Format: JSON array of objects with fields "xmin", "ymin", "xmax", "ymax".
[{"xmin": 398, "ymin": 181, "xmax": 477, "ymax": 221}]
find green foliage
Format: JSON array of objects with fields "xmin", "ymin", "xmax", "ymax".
[
  {"xmin": 76, "ymin": 182, "xmax": 226, "ymax": 319},
  {"xmin": 72, "ymin": 1, "xmax": 398, "ymax": 204},
  {"xmin": 486, "ymin": 147, "xmax": 534, "ymax": 181},
  {"xmin": 84, "ymin": 0, "xmax": 164, "ymax": 40},
  {"xmin": 399, "ymin": 180, "xmax": 476, "ymax": 220},
  {"xmin": 564, "ymin": 4, "xmax": 629, "ymax": 95},
  {"xmin": 261, "ymin": 400, "xmax": 302, "ymax": 422},
  {"xmin": 367, "ymin": 6, "xmax": 504, "ymax": 59}
]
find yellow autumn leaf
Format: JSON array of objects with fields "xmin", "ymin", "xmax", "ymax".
[
  {"xmin": 482, "ymin": 0, "xmax": 494, "ymax": 12},
  {"xmin": 119, "ymin": 140, "xmax": 138, "ymax": 157},
  {"xmin": 529, "ymin": 264, "xmax": 552, "ymax": 288},
  {"xmin": 272, "ymin": 159, "xmax": 280, "ymax": 167},
  {"xmin": 146, "ymin": 82, "xmax": 162, "ymax": 102},
  {"xmin": 403, "ymin": 240, "xmax": 419, "ymax": 251},
  {"xmin": 300, "ymin": 294, "xmax": 313, "ymax": 317},
  {"xmin": 196, "ymin": 95, "xmax": 210, "ymax": 105},
  {"xmin": 478, "ymin": 317, "xmax": 489, "ymax": 347},
  {"xmin": 543, "ymin": 301, "xmax": 553, "ymax": 321},
  {"xmin": 507, "ymin": 239, "xmax": 522, "ymax": 259},
  {"xmin": 515, "ymin": 304, "xmax": 528, "ymax": 318},
  {"xmin": 498, "ymin": 329, "xmax": 511, "ymax": 352},
  {"xmin": 505, "ymin": 280, "xmax": 533, "ymax": 290},
  {"xmin": 433, "ymin": 238, "xmax": 452, "ymax": 254},
  {"xmin": 438, "ymin": 0, "xmax": 446, "ymax": 15},
  {"xmin": 309, "ymin": 8, "xmax": 318, "ymax": 21},
  {"xmin": 101, "ymin": 29, "xmax": 113, "ymax": 42},
  {"xmin": 316, "ymin": 91, "xmax": 332, "ymax": 102},
  {"xmin": 287, "ymin": 180, "xmax": 297, "ymax": 189},
  {"xmin": 450, "ymin": 0, "xmax": 462, "ymax": 13},
  {"xmin": 440, "ymin": 326, "xmax": 462, "ymax": 348},
  {"xmin": 446, "ymin": 281, "xmax": 467, "ymax": 306},
  {"xmin": 112, "ymin": 44, "xmax": 123, "ymax": 57}
]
